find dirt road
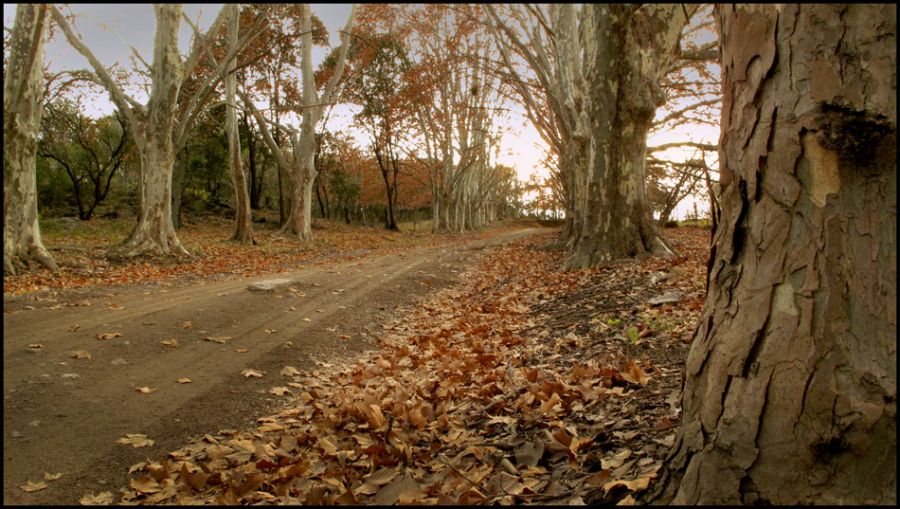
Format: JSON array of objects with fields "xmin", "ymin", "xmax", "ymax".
[{"xmin": 3, "ymin": 227, "xmax": 542, "ymax": 505}]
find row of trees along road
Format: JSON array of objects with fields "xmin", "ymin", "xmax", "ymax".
[{"xmin": 3, "ymin": 4, "xmax": 895, "ymax": 504}]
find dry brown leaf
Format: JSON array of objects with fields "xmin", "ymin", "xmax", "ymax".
[
  {"xmin": 70, "ymin": 351, "xmax": 92, "ymax": 360},
  {"xmin": 160, "ymin": 339, "xmax": 178, "ymax": 348},
  {"xmin": 280, "ymin": 366, "xmax": 301, "ymax": 377},
  {"xmin": 19, "ymin": 480, "xmax": 48, "ymax": 492},
  {"xmin": 43, "ymin": 472, "xmax": 63, "ymax": 481},
  {"xmin": 303, "ymin": 318, "xmax": 312, "ymax": 322},
  {"xmin": 602, "ymin": 474, "xmax": 651, "ymax": 493},
  {"xmin": 68, "ymin": 324, "xmax": 80, "ymax": 332},
  {"xmin": 27, "ymin": 343, "xmax": 44, "ymax": 349},
  {"xmin": 136, "ymin": 386, "xmax": 156, "ymax": 394},
  {"xmin": 107, "ymin": 303, "xmax": 125, "ymax": 310},
  {"xmin": 620, "ymin": 360, "xmax": 650, "ymax": 385},
  {"xmin": 129, "ymin": 475, "xmax": 161, "ymax": 494},
  {"xmin": 340, "ymin": 334, "xmax": 351, "ymax": 340},
  {"xmin": 234, "ymin": 348, "xmax": 249, "ymax": 353},
  {"xmin": 176, "ymin": 378, "xmax": 192, "ymax": 384},
  {"xmin": 179, "ymin": 321, "xmax": 192, "ymax": 329},
  {"xmin": 354, "ymin": 467, "xmax": 399, "ymax": 496},
  {"xmin": 269, "ymin": 386, "xmax": 292, "ymax": 396},
  {"xmin": 96, "ymin": 332, "xmax": 122, "ymax": 340},
  {"xmin": 363, "ymin": 403, "xmax": 387, "ymax": 429},
  {"xmin": 116, "ymin": 434, "xmax": 155, "ymax": 448},
  {"xmin": 79, "ymin": 491, "xmax": 114, "ymax": 505},
  {"xmin": 264, "ymin": 328, "xmax": 277, "ymax": 334},
  {"xmin": 242, "ymin": 369, "xmax": 263, "ymax": 378},
  {"xmin": 203, "ymin": 336, "xmax": 231, "ymax": 344}
]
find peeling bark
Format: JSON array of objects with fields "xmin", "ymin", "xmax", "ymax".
[
  {"xmin": 3, "ymin": 4, "xmax": 58, "ymax": 275},
  {"xmin": 567, "ymin": 4, "xmax": 685, "ymax": 268},
  {"xmin": 650, "ymin": 4, "xmax": 896, "ymax": 504}
]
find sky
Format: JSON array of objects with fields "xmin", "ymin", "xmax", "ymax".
[{"xmin": 4, "ymin": 4, "xmax": 718, "ymax": 219}]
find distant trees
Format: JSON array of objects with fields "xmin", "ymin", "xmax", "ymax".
[
  {"xmin": 4, "ymin": 4, "xmax": 57, "ymax": 274},
  {"xmin": 240, "ymin": 4, "xmax": 357, "ymax": 240},
  {"xmin": 50, "ymin": 4, "xmax": 264, "ymax": 257},
  {"xmin": 486, "ymin": 5, "xmax": 710, "ymax": 267},
  {"xmin": 343, "ymin": 30, "xmax": 411, "ymax": 231},
  {"xmin": 38, "ymin": 99, "xmax": 134, "ymax": 220}
]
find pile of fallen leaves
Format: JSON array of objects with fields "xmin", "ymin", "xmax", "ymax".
[
  {"xmin": 98, "ymin": 227, "xmax": 709, "ymax": 505},
  {"xmin": 4, "ymin": 217, "xmax": 525, "ymax": 296}
]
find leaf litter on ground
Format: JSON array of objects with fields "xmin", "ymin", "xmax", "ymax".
[{"xmin": 111, "ymin": 226, "xmax": 708, "ymax": 505}]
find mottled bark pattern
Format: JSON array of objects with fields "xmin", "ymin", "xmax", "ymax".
[
  {"xmin": 120, "ymin": 5, "xmax": 189, "ymax": 257},
  {"xmin": 567, "ymin": 5, "xmax": 683, "ymax": 268},
  {"xmin": 3, "ymin": 4, "xmax": 58, "ymax": 274},
  {"xmin": 652, "ymin": 4, "xmax": 896, "ymax": 504}
]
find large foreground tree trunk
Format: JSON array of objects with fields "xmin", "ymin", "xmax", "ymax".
[
  {"xmin": 651, "ymin": 4, "xmax": 896, "ymax": 504},
  {"xmin": 3, "ymin": 4, "xmax": 58, "ymax": 275},
  {"xmin": 567, "ymin": 5, "xmax": 683, "ymax": 268}
]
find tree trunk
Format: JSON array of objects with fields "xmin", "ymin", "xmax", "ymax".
[
  {"xmin": 3, "ymin": 4, "xmax": 58, "ymax": 275},
  {"xmin": 122, "ymin": 136, "xmax": 188, "ymax": 257},
  {"xmin": 650, "ymin": 4, "xmax": 896, "ymax": 504},
  {"xmin": 171, "ymin": 149, "xmax": 187, "ymax": 229},
  {"xmin": 113, "ymin": 5, "xmax": 188, "ymax": 257},
  {"xmin": 225, "ymin": 4, "xmax": 253, "ymax": 244},
  {"xmin": 567, "ymin": 4, "xmax": 683, "ymax": 268}
]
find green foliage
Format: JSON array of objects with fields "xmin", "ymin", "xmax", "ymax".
[
  {"xmin": 37, "ymin": 99, "xmax": 135, "ymax": 219},
  {"xmin": 626, "ymin": 326, "xmax": 640, "ymax": 344}
]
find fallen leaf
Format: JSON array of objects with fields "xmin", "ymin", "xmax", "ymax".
[
  {"xmin": 96, "ymin": 332, "xmax": 122, "ymax": 340},
  {"xmin": 303, "ymin": 318, "xmax": 312, "ymax": 322},
  {"xmin": 43, "ymin": 472, "xmax": 63, "ymax": 481},
  {"xmin": 179, "ymin": 321, "xmax": 192, "ymax": 329},
  {"xmin": 68, "ymin": 324, "xmax": 80, "ymax": 332},
  {"xmin": 620, "ymin": 360, "xmax": 650, "ymax": 385},
  {"xmin": 79, "ymin": 491, "xmax": 114, "ymax": 505},
  {"xmin": 340, "ymin": 335, "xmax": 351, "ymax": 340},
  {"xmin": 176, "ymin": 378, "xmax": 192, "ymax": 384},
  {"xmin": 242, "ymin": 369, "xmax": 263, "ymax": 378},
  {"xmin": 269, "ymin": 387, "xmax": 292, "ymax": 396},
  {"xmin": 27, "ymin": 343, "xmax": 44, "ymax": 349},
  {"xmin": 160, "ymin": 339, "xmax": 178, "ymax": 348},
  {"xmin": 234, "ymin": 348, "xmax": 249, "ymax": 353},
  {"xmin": 514, "ymin": 439, "xmax": 545, "ymax": 468},
  {"xmin": 116, "ymin": 434, "xmax": 155, "ymax": 448},
  {"xmin": 203, "ymin": 336, "xmax": 231, "ymax": 344},
  {"xmin": 280, "ymin": 366, "xmax": 301, "ymax": 377},
  {"xmin": 264, "ymin": 328, "xmax": 277, "ymax": 334},
  {"xmin": 602, "ymin": 475, "xmax": 651, "ymax": 493},
  {"xmin": 136, "ymin": 386, "xmax": 156, "ymax": 394},
  {"xmin": 49, "ymin": 304, "xmax": 63, "ymax": 310},
  {"xmin": 19, "ymin": 480, "xmax": 48, "ymax": 492},
  {"xmin": 354, "ymin": 467, "xmax": 399, "ymax": 496},
  {"xmin": 107, "ymin": 303, "xmax": 125, "ymax": 310},
  {"xmin": 129, "ymin": 475, "xmax": 161, "ymax": 494},
  {"xmin": 70, "ymin": 351, "xmax": 92, "ymax": 360}
]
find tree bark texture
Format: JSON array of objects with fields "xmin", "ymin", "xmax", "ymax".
[
  {"xmin": 567, "ymin": 5, "xmax": 684, "ymax": 268},
  {"xmin": 652, "ymin": 4, "xmax": 896, "ymax": 504},
  {"xmin": 119, "ymin": 5, "xmax": 189, "ymax": 257},
  {"xmin": 3, "ymin": 4, "xmax": 58, "ymax": 275},
  {"xmin": 225, "ymin": 4, "xmax": 253, "ymax": 244}
]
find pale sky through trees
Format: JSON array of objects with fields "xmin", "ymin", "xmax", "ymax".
[{"xmin": 3, "ymin": 3, "xmax": 718, "ymax": 219}]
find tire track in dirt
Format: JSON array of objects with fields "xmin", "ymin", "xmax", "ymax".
[{"xmin": 2, "ymin": 228, "xmax": 543, "ymax": 504}]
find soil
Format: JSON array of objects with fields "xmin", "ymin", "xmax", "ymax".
[{"xmin": 2, "ymin": 227, "xmax": 544, "ymax": 505}]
